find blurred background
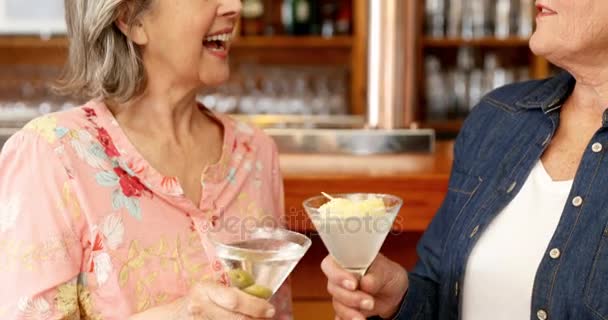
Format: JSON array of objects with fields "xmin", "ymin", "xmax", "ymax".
[
  {"xmin": 0, "ymin": 0, "xmax": 553, "ymax": 318},
  {"xmin": 0, "ymin": 0, "xmax": 557, "ymax": 135}
]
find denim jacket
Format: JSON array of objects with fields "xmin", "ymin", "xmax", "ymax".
[{"xmin": 392, "ymin": 72, "xmax": 608, "ymax": 320}]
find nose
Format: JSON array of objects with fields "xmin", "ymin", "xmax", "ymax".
[{"xmin": 218, "ymin": 0, "xmax": 242, "ymax": 18}]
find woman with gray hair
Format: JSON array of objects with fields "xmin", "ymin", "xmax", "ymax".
[
  {"xmin": 323, "ymin": 1, "xmax": 608, "ymax": 319},
  {"xmin": 0, "ymin": 0, "xmax": 290, "ymax": 319}
]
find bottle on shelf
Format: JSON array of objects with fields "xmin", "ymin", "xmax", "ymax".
[
  {"xmin": 494, "ymin": 0, "xmax": 512, "ymax": 38},
  {"xmin": 282, "ymin": 0, "xmax": 295, "ymax": 35},
  {"xmin": 427, "ymin": 0, "xmax": 534, "ymax": 39},
  {"xmin": 423, "ymin": 45, "xmax": 533, "ymax": 122},
  {"xmin": 425, "ymin": 56, "xmax": 449, "ymax": 120},
  {"xmin": 263, "ymin": 0, "xmax": 276, "ymax": 35},
  {"xmin": 518, "ymin": 0, "xmax": 534, "ymax": 37},
  {"xmin": 241, "ymin": 0, "xmax": 265, "ymax": 36},
  {"xmin": 426, "ymin": 0, "xmax": 446, "ymax": 37},
  {"xmin": 281, "ymin": 0, "xmax": 346, "ymax": 36},
  {"xmin": 293, "ymin": 0, "xmax": 313, "ymax": 35},
  {"xmin": 320, "ymin": 0, "xmax": 337, "ymax": 37},
  {"xmin": 468, "ymin": 69, "xmax": 484, "ymax": 111},
  {"xmin": 334, "ymin": 0, "xmax": 352, "ymax": 35},
  {"xmin": 484, "ymin": 53, "xmax": 514, "ymax": 91},
  {"xmin": 446, "ymin": 0, "xmax": 462, "ymax": 38},
  {"xmin": 461, "ymin": 0, "xmax": 475, "ymax": 39},
  {"xmin": 453, "ymin": 47, "xmax": 474, "ymax": 116},
  {"xmin": 470, "ymin": 0, "xmax": 488, "ymax": 38},
  {"xmin": 309, "ymin": 0, "xmax": 322, "ymax": 35}
]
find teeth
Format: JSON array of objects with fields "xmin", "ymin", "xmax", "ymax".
[
  {"xmin": 539, "ymin": 7, "xmax": 555, "ymax": 14},
  {"xmin": 204, "ymin": 33, "xmax": 232, "ymax": 43}
]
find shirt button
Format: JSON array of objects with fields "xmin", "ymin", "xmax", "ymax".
[
  {"xmin": 572, "ymin": 196, "xmax": 583, "ymax": 207},
  {"xmin": 592, "ymin": 142, "xmax": 603, "ymax": 153},
  {"xmin": 537, "ymin": 309, "xmax": 548, "ymax": 320},
  {"xmin": 549, "ymin": 248, "xmax": 561, "ymax": 259}
]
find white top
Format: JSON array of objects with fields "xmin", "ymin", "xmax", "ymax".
[{"xmin": 462, "ymin": 161, "xmax": 573, "ymax": 320}]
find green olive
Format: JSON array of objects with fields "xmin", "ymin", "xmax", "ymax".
[
  {"xmin": 242, "ymin": 284, "xmax": 273, "ymax": 299},
  {"xmin": 227, "ymin": 269, "xmax": 255, "ymax": 289}
]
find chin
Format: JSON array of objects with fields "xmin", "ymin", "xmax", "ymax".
[
  {"xmin": 529, "ymin": 32, "xmax": 552, "ymax": 58},
  {"xmin": 530, "ymin": 35, "xmax": 562, "ymax": 67},
  {"xmin": 530, "ymin": 33, "xmax": 574, "ymax": 71},
  {"xmin": 199, "ymin": 71, "xmax": 230, "ymax": 87}
]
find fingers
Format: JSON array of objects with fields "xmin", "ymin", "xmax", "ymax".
[
  {"xmin": 321, "ymin": 255, "xmax": 359, "ymax": 291},
  {"xmin": 200, "ymin": 301, "xmax": 247, "ymax": 320},
  {"xmin": 327, "ymin": 282, "xmax": 375, "ymax": 311},
  {"xmin": 360, "ymin": 254, "xmax": 392, "ymax": 295},
  {"xmin": 332, "ymin": 299, "xmax": 368, "ymax": 320},
  {"xmin": 325, "ymin": 254, "xmax": 409, "ymax": 320},
  {"xmin": 207, "ymin": 286, "xmax": 276, "ymax": 319},
  {"xmin": 183, "ymin": 294, "xmax": 232, "ymax": 320},
  {"xmin": 200, "ymin": 302, "xmax": 270, "ymax": 320},
  {"xmin": 190, "ymin": 282, "xmax": 276, "ymax": 319},
  {"xmin": 364, "ymin": 256, "xmax": 409, "ymax": 298},
  {"xmin": 360, "ymin": 273, "xmax": 383, "ymax": 296}
]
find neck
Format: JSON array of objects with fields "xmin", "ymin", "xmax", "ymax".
[
  {"xmin": 562, "ymin": 61, "xmax": 608, "ymax": 114},
  {"xmin": 110, "ymin": 77, "xmax": 206, "ymax": 143},
  {"xmin": 567, "ymin": 81, "xmax": 608, "ymax": 119}
]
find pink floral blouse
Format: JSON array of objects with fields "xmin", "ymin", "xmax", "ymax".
[{"xmin": 0, "ymin": 100, "xmax": 292, "ymax": 319}]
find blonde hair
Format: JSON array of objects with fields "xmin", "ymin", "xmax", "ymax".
[{"xmin": 55, "ymin": 0, "xmax": 153, "ymax": 103}]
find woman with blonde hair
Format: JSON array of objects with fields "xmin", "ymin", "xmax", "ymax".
[{"xmin": 0, "ymin": 0, "xmax": 290, "ymax": 319}]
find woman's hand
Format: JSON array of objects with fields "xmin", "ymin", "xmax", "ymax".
[
  {"xmin": 321, "ymin": 254, "xmax": 409, "ymax": 320},
  {"xmin": 130, "ymin": 279, "xmax": 277, "ymax": 320}
]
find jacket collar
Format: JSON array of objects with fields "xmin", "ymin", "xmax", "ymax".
[{"xmin": 515, "ymin": 71, "xmax": 576, "ymax": 114}]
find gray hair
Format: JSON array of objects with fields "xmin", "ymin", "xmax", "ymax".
[{"xmin": 55, "ymin": 0, "xmax": 153, "ymax": 103}]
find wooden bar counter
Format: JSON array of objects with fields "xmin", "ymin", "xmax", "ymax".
[{"xmin": 282, "ymin": 141, "xmax": 454, "ymax": 319}]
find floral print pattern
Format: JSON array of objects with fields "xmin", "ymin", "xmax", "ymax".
[
  {"xmin": 0, "ymin": 197, "xmax": 20, "ymax": 233},
  {"xmin": 95, "ymin": 163, "xmax": 151, "ymax": 220},
  {"xmin": 96, "ymin": 127, "xmax": 120, "ymax": 158},
  {"xmin": 0, "ymin": 100, "xmax": 290, "ymax": 319}
]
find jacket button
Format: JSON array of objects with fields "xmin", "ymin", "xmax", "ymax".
[
  {"xmin": 537, "ymin": 309, "xmax": 548, "ymax": 320},
  {"xmin": 572, "ymin": 196, "xmax": 583, "ymax": 207},
  {"xmin": 549, "ymin": 248, "xmax": 561, "ymax": 259},
  {"xmin": 592, "ymin": 142, "xmax": 603, "ymax": 153}
]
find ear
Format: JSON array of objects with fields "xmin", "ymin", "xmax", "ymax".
[{"xmin": 115, "ymin": 6, "xmax": 149, "ymax": 45}]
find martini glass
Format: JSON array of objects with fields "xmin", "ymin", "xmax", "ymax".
[
  {"xmin": 303, "ymin": 193, "xmax": 403, "ymax": 276},
  {"xmin": 208, "ymin": 226, "xmax": 311, "ymax": 299}
]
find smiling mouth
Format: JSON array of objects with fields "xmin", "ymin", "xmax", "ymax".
[
  {"xmin": 536, "ymin": 4, "xmax": 557, "ymax": 17},
  {"xmin": 202, "ymin": 32, "xmax": 233, "ymax": 52}
]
